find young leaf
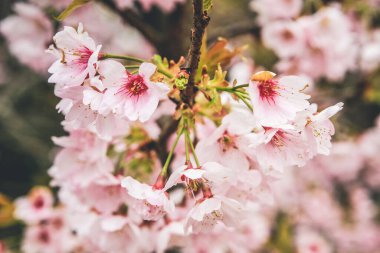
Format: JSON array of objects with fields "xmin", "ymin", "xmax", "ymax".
[
  {"xmin": 56, "ymin": 0, "xmax": 92, "ymax": 21},
  {"xmin": 203, "ymin": 0, "xmax": 213, "ymax": 12}
]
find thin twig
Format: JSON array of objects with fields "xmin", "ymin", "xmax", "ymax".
[{"xmin": 181, "ymin": 0, "xmax": 210, "ymax": 106}]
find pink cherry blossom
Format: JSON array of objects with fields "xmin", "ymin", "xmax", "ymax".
[
  {"xmin": 262, "ymin": 20, "xmax": 305, "ymax": 58},
  {"xmin": 103, "ymin": 62, "xmax": 169, "ymax": 122},
  {"xmin": 14, "ymin": 187, "xmax": 54, "ymax": 224},
  {"xmin": 48, "ymin": 23, "xmax": 101, "ymax": 87},
  {"xmin": 74, "ymin": 176, "xmax": 128, "ymax": 215},
  {"xmin": 253, "ymin": 125, "xmax": 311, "ymax": 172},
  {"xmin": 195, "ymin": 110, "xmax": 260, "ymax": 171},
  {"xmin": 295, "ymin": 227, "xmax": 333, "ymax": 253},
  {"xmin": 185, "ymin": 195, "xmax": 244, "ymax": 234},
  {"xmin": 248, "ymin": 71, "xmax": 310, "ymax": 126},
  {"xmin": 250, "ymin": 0, "xmax": 303, "ymax": 24},
  {"xmin": 306, "ymin": 102, "xmax": 343, "ymax": 155},
  {"xmin": 21, "ymin": 208, "xmax": 77, "ymax": 253},
  {"xmin": 164, "ymin": 162, "xmax": 237, "ymax": 195},
  {"xmin": 0, "ymin": 3, "xmax": 54, "ymax": 73},
  {"xmin": 121, "ymin": 176, "xmax": 174, "ymax": 221},
  {"xmin": 63, "ymin": 3, "xmax": 155, "ymax": 59},
  {"xmin": 360, "ymin": 29, "xmax": 380, "ymax": 72},
  {"xmin": 49, "ymin": 130, "xmax": 114, "ymax": 188}
]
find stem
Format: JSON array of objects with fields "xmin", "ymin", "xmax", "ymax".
[
  {"xmin": 124, "ymin": 65, "xmax": 140, "ymax": 69},
  {"xmin": 181, "ymin": 0, "xmax": 210, "ymax": 106},
  {"xmin": 185, "ymin": 127, "xmax": 200, "ymax": 167},
  {"xmin": 157, "ymin": 68, "xmax": 174, "ymax": 79},
  {"xmin": 232, "ymin": 84, "xmax": 249, "ymax": 90},
  {"xmin": 101, "ymin": 53, "xmax": 145, "ymax": 63},
  {"xmin": 161, "ymin": 127, "xmax": 184, "ymax": 176},
  {"xmin": 184, "ymin": 130, "xmax": 190, "ymax": 163},
  {"xmin": 236, "ymin": 93, "xmax": 253, "ymax": 112}
]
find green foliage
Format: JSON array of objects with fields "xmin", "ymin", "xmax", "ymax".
[
  {"xmin": 175, "ymin": 75, "xmax": 188, "ymax": 90},
  {"xmin": 56, "ymin": 0, "xmax": 92, "ymax": 21},
  {"xmin": 203, "ymin": 0, "xmax": 213, "ymax": 12}
]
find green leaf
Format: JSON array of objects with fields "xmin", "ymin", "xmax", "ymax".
[
  {"xmin": 56, "ymin": 0, "xmax": 92, "ymax": 21},
  {"xmin": 203, "ymin": 0, "xmax": 212, "ymax": 12}
]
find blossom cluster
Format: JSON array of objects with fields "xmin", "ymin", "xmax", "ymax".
[
  {"xmin": 3, "ymin": 0, "xmax": 380, "ymax": 252},
  {"xmin": 251, "ymin": 0, "xmax": 380, "ymax": 81},
  {"xmin": 8, "ymin": 22, "xmax": 344, "ymax": 253},
  {"xmin": 271, "ymin": 117, "xmax": 380, "ymax": 253}
]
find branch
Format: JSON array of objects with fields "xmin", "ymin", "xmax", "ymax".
[
  {"xmin": 181, "ymin": 0, "xmax": 210, "ymax": 106},
  {"xmin": 100, "ymin": 0, "xmax": 162, "ymax": 45}
]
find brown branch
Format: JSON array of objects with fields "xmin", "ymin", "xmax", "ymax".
[
  {"xmin": 181, "ymin": 0, "xmax": 210, "ymax": 106},
  {"xmin": 99, "ymin": 0, "xmax": 162, "ymax": 45}
]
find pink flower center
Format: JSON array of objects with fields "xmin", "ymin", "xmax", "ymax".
[
  {"xmin": 258, "ymin": 79, "xmax": 279, "ymax": 102},
  {"xmin": 281, "ymin": 29, "xmax": 294, "ymax": 40},
  {"xmin": 264, "ymin": 128, "xmax": 287, "ymax": 148},
  {"xmin": 33, "ymin": 196, "xmax": 45, "ymax": 209},
  {"xmin": 74, "ymin": 47, "xmax": 93, "ymax": 65},
  {"xmin": 218, "ymin": 131, "xmax": 236, "ymax": 152},
  {"xmin": 118, "ymin": 75, "xmax": 148, "ymax": 98},
  {"xmin": 37, "ymin": 230, "xmax": 50, "ymax": 244},
  {"xmin": 309, "ymin": 244, "xmax": 320, "ymax": 252}
]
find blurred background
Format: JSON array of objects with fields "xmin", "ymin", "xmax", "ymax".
[{"xmin": 0, "ymin": 0, "xmax": 380, "ymax": 252}]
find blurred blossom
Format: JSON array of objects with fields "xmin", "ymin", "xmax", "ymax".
[
  {"xmin": 250, "ymin": 0, "xmax": 303, "ymax": 24},
  {"xmin": 228, "ymin": 60, "xmax": 255, "ymax": 84},
  {"xmin": 295, "ymin": 227, "xmax": 333, "ymax": 253},
  {"xmin": 262, "ymin": 5, "xmax": 359, "ymax": 81},
  {"xmin": 63, "ymin": 3, "xmax": 155, "ymax": 59},
  {"xmin": 0, "ymin": 3, "xmax": 54, "ymax": 74},
  {"xmin": 307, "ymin": 141, "xmax": 364, "ymax": 183},
  {"xmin": 360, "ymin": 29, "xmax": 380, "ymax": 72}
]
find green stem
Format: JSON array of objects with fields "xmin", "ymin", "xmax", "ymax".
[
  {"xmin": 184, "ymin": 129, "xmax": 190, "ymax": 163},
  {"xmin": 232, "ymin": 84, "xmax": 249, "ymax": 90},
  {"xmin": 234, "ymin": 90, "xmax": 250, "ymax": 99},
  {"xmin": 161, "ymin": 127, "xmax": 183, "ymax": 176},
  {"xmin": 157, "ymin": 68, "xmax": 174, "ymax": 79},
  {"xmin": 236, "ymin": 93, "xmax": 253, "ymax": 112},
  {"xmin": 124, "ymin": 65, "xmax": 140, "ymax": 69},
  {"xmin": 101, "ymin": 53, "xmax": 145, "ymax": 63},
  {"xmin": 184, "ymin": 120, "xmax": 200, "ymax": 167}
]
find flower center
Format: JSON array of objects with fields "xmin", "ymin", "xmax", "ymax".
[
  {"xmin": 118, "ymin": 75, "xmax": 148, "ymax": 98},
  {"xmin": 217, "ymin": 131, "xmax": 236, "ymax": 152},
  {"xmin": 265, "ymin": 128, "xmax": 287, "ymax": 149},
  {"xmin": 37, "ymin": 230, "xmax": 50, "ymax": 244},
  {"xmin": 73, "ymin": 47, "xmax": 93, "ymax": 65},
  {"xmin": 258, "ymin": 79, "xmax": 278, "ymax": 102},
  {"xmin": 281, "ymin": 29, "xmax": 294, "ymax": 40},
  {"xmin": 33, "ymin": 196, "xmax": 45, "ymax": 209},
  {"xmin": 309, "ymin": 244, "xmax": 320, "ymax": 253}
]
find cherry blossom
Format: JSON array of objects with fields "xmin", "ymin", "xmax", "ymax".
[
  {"xmin": 185, "ymin": 195, "xmax": 244, "ymax": 234},
  {"xmin": 250, "ymin": 0, "xmax": 303, "ymax": 24},
  {"xmin": 48, "ymin": 23, "xmax": 101, "ymax": 87},
  {"xmin": 121, "ymin": 176, "xmax": 175, "ymax": 221},
  {"xmin": 103, "ymin": 62, "xmax": 170, "ymax": 122},
  {"xmin": 0, "ymin": 3, "xmax": 54, "ymax": 73},
  {"xmin": 248, "ymin": 71, "xmax": 310, "ymax": 126},
  {"xmin": 14, "ymin": 187, "xmax": 54, "ymax": 224}
]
